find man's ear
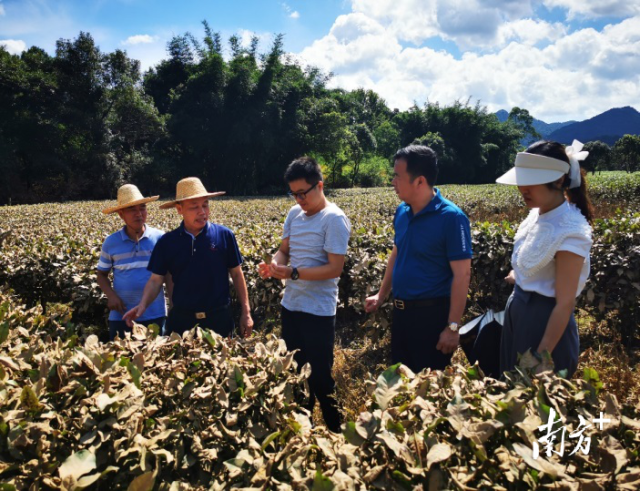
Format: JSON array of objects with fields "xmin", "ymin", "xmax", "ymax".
[{"xmin": 317, "ymin": 181, "xmax": 324, "ymax": 192}]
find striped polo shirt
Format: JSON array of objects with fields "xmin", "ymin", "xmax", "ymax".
[{"xmin": 97, "ymin": 225, "xmax": 167, "ymax": 321}]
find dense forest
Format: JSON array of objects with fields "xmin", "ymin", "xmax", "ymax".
[{"xmin": 1, "ymin": 24, "xmax": 639, "ymax": 204}]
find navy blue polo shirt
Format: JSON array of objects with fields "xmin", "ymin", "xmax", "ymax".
[
  {"xmin": 147, "ymin": 221, "xmax": 243, "ymax": 311},
  {"xmin": 392, "ymin": 188, "xmax": 472, "ymax": 300}
]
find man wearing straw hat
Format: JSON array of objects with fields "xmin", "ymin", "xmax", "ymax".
[
  {"xmin": 123, "ymin": 177, "xmax": 254, "ymax": 338},
  {"xmin": 97, "ymin": 184, "xmax": 169, "ymax": 340}
]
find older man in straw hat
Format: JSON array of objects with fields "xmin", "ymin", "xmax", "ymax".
[
  {"xmin": 97, "ymin": 184, "xmax": 170, "ymax": 340},
  {"xmin": 123, "ymin": 177, "xmax": 254, "ymax": 338}
]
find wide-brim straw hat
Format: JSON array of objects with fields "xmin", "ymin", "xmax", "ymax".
[
  {"xmin": 102, "ymin": 184, "xmax": 159, "ymax": 214},
  {"xmin": 496, "ymin": 152, "xmax": 570, "ymax": 186},
  {"xmin": 159, "ymin": 177, "xmax": 226, "ymax": 209}
]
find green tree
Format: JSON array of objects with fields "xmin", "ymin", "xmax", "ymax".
[
  {"xmin": 0, "ymin": 46, "xmax": 64, "ymax": 203},
  {"xmin": 612, "ymin": 135, "xmax": 640, "ymax": 173},
  {"xmin": 143, "ymin": 34, "xmax": 195, "ymax": 114},
  {"xmin": 348, "ymin": 123, "xmax": 377, "ymax": 186},
  {"xmin": 392, "ymin": 100, "xmax": 524, "ymax": 184},
  {"xmin": 373, "ymin": 120, "xmax": 400, "ymax": 159},
  {"xmin": 582, "ymin": 141, "xmax": 611, "ymax": 173},
  {"xmin": 508, "ymin": 106, "xmax": 540, "ymax": 143},
  {"xmin": 306, "ymin": 99, "xmax": 350, "ymax": 186}
]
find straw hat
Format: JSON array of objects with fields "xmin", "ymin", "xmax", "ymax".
[
  {"xmin": 496, "ymin": 152, "xmax": 570, "ymax": 187},
  {"xmin": 159, "ymin": 177, "xmax": 226, "ymax": 209},
  {"xmin": 102, "ymin": 184, "xmax": 159, "ymax": 214}
]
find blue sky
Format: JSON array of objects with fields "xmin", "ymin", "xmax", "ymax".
[{"xmin": 1, "ymin": 0, "xmax": 639, "ymax": 122}]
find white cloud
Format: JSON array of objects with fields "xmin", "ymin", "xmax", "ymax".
[
  {"xmin": 297, "ymin": 4, "xmax": 640, "ymax": 122},
  {"xmin": 122, "ymin": 34, "xmax": 156, "ymax": 45},
  {"xmin": 0, "ymin": 4, "xmax": 6, "ymax": 16},
  {"xmin": 351, "ymin": 0, "xmax": 440, "ymax": 44},
  {"xmin": 350, "ymin": 0, "xmax": 540, "ymax": 47},
  {"xmin": 281, "ymin": 2, "xmax": 300, "ymax": 19},
  {"xmin": 237, "ymin": 29, "xmax": 273, "ymax": 50},
  {"xmin": 543, "ymin": 0, "xmax": 640, "ymax": 19},
  {"xmin": 0, "ymin": 39, "xmax": 27, "ymax": 54},
  {"xmin": 122, "ymin": 41, "xmax": 168, "ymax": 73},
  {"xmin": 497, "ymin": 19, "xmax": 566, "ymax": 47}
]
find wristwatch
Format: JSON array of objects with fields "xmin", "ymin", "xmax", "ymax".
[
  {"xmin": 290, "ymin": 267, "xmax": 300, "ymax": 281},
  {"xmin": 447, "ymin": 322, "xmax": 459, "ymax": 333}
]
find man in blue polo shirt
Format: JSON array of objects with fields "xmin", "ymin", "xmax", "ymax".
[
  {"xmin": 365, "ymin": 145, "xmax": 472, "ymax": 372},
  {"xmin": 123, "ymin": 177, "xmax": 254, "ymax": 338},
  {"xmin": 97, "ymin": 184, "xmax": 169, "ymax": 340}
]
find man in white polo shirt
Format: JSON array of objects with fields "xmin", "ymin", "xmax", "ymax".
[
  {"xmin": 97, "ymin": 184, "xmax": 170, "ymax": 340},
  {"xmin": 258, "ymin": 157, "xmax": 351, "ymax": 433}
]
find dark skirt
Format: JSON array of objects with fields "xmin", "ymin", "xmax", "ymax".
[{"xmin": 500, "ymin": 285, "xmax": 580, "ymax": 377}]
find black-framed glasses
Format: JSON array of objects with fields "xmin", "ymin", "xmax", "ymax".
[{"xmin": 288, "ymin": 183, "xmax": 317, "ymax": 200}]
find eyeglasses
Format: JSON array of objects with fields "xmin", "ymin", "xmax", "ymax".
[{"xmin": 288, "ymin": 183, "xmax": 317, "ymax": 200}]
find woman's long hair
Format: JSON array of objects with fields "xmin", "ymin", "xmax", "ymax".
[{"xmin": 525, "ymin": 141, "xmax": 595, "ymax": 223}]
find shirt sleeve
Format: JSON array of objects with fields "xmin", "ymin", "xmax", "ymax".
[
  {"xmin": 97, "ymin": 240, "xmax": 113, "ymax": 272},
  {"xmin": 324, "ymin": 212, "xmax": 351, "ymax": 255},
  {"xmin": 445, "ymin": 211, "xmax": 473, "ymax": 261},
  {"xmin": 283, "ymin": 207, "xmax": 294, "ymax": 240},
  {"xmin": 558, "ymin": 234, "xmax": 592, "ymax": 258},
  {"xmin": 147, "ymin": 236, "xmax": 169, "ymax": 276},
  {"xmin": 225, "ymin": 229, "xmax": 243, "ymax": 269},
  {"xmin": 393, "ymin": 206, "xmax": 400, "ymax": 246}
]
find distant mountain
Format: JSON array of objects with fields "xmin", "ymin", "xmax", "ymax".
[
  {"xmin": 494, "ymin": 109, "xmax": 575, "ymax": 139},
  {"xmin": 495, "ymin": 106, "xmax": 640, "ymax": 145},
  {"xmin": 532, "ymin": 119, "xmax": 576, "ymax": 138},
  {"xmin": 548, "ymin": 106, "xmax": 640, "ymax": 146},
  {"xmin": 495, "ymin": 109, "xmax": 509, "ymax": 123}
]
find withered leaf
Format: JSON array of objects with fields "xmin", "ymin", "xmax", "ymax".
[{"xmin": 58, "ymin": 450, "xmax": 97, "ymax": 481}]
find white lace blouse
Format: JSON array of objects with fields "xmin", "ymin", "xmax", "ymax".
[{"xmin": 512, "ymin": 201, "xmax": 592, "ymax": 298}]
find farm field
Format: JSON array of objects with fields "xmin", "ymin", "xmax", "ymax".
[{"xmin": 1, "ymin": 172, "xmax": 639, "ymax": 489}]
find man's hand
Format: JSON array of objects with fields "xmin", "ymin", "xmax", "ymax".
[
  {"xmin": 258, "ymin": 261, "xmax": 272, "ymax": 279},
  {"xmin": 239, "ymin": 311, "xmax": 254, "ymax": 338},
  {"xmin": 504, "ymin": 270, "xmax": 516, "ymax": 285},
  {"xmin": 106, "ymin": 293, "xmax": 126, "ymax": 314},
  {"xmin": 364, "ymin": 293, "xmax": 383, "ymax": 313},
  {"xmin": 122, "ymin": 305, "xmax": 145, "ymax": 327},
  {"xmin": 270, "ymin": 264, "xmax": 292, "ymax": 280},
  {"xmin": 436, "ymin": 327, "xmax": 460, "ymax": 354}
]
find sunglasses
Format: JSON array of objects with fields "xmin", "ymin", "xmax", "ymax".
[{"xmin": 288, "ymin": 182, "xmax": 317, "ymax": 200}]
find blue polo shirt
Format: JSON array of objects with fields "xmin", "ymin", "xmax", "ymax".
[
  {"xmin": 147, "ymin": 221, "xmax": 243, "ymax": 311},
  {"xmin": 392, "ymin": 188, "xmax": 472, "ymax": 300},
  {"xmin": 97, "ymin": 225, "xmax": 166, "ymax": 321}
]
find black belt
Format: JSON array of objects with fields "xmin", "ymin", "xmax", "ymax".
[
  {"xmin": 170, "ymin": 304, "xmax": 229, "ymax": 319},
  {"xmin": 393, "ymin": 297, "xmax": 449, "ymax": 310}
]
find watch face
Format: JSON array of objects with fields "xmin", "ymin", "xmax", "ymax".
[{"xmin": 291, "ymin": 268, "xmax": 299, "ymax": 280}]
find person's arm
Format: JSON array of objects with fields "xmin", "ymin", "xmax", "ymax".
[
  {"xmin": 229, "ymin": 265, "xmax": 254, "ymax": 337},
  {"xmin": 164, "ymin": 272, "xmax": 174, "ymax": 310},
  {"xmin": 364, "ymin": 245, "xmax": 397, "ymax": 313},
  {"xmin": 270, "ymin": 252, "xmax": 345, "ymax": 281},
  {"xmin": 96, "ymin": 269, "xmax": 126, "ymax": 314},
  {"xmin": 122, "ymin": 273, "xmax": 165, "ymax": 327},
  {"xmin": 271, "ymin": 237, "xmax": 290, "ymax": 268},
  {"xmin": 537, "ymin": 251, "xmax": 583, "ymax": 353},
  {"xmin": 505, "ymin": 270, "xmax": 516, "ymax": 285},
  {"xmin": 436, "ymin": 258, "xmax": 471, "ymax": 354}
]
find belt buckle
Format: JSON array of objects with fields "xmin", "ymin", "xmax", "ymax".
[
  {"xmin": 394, "ymin": 299, "xmax": 405, "ymax": 310},
  {"xmin": 195, "ymin": 312, "xmax": 207, "ymax": 320}
]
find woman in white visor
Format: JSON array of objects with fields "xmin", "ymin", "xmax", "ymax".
[{"xmin": 496, "ymin": 140, "xmax": 593, "ymax": 377}]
